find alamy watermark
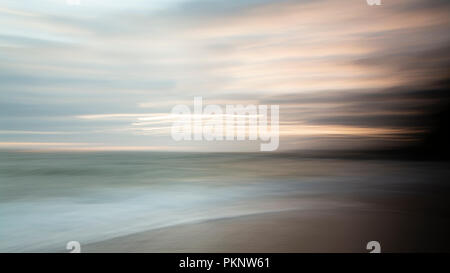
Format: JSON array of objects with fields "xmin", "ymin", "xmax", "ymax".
[
  {"xmin": 366, "ymin": 0, "xmax": 381, "ymax": 6},
  {"xmin": 366, "ymin": 241, "xmax": 381, "ymax": 253},
  {"xmin": 66, "ymin": 241, "xmax": 81, "ymax": 253},
  {"xmin": 170, "ymin": 97, "xmax": 279, "ymax": 151}
]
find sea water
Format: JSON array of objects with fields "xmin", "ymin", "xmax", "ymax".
[{"xmin": 0, "ymin": 151, "xmax": 449, "ymax": 252}]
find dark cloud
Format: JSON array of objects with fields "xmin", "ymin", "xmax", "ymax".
[
  {"xmin": 353, "ymin": 46, "xmax": 450, "ymax": 79},
  {"xmin": 264, "ymin": 80, "xmax": 450, "ymax": 129}
]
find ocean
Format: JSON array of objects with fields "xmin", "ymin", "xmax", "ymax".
[{"xmin": 1, "ymin": 151, "xmax": 449, "ymax": 252}]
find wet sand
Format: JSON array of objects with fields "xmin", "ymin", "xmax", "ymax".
[{"xmin": 83, "ymin": 207, "xmax": 450, "ymax": 253}]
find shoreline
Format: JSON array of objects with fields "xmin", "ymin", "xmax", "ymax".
[{"xmin": 83, "ymin": 207, "xmax": 450, "ymax": 253}]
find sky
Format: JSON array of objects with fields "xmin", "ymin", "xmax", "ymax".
[{"xmin": 0, "ymin": 0, "xmax": 449, "ymax": 152}]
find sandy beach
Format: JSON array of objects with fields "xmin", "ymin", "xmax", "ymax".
[{"xmin": 83, "ymin": 206, "xmax": 450, "ymax": 253}]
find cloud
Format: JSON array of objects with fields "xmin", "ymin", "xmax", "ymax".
[{"xmin": 0, "ymin": 0, "xmax": 449, "ymax": 151}]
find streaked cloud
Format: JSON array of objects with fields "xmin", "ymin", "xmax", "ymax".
[{"xmin": 0, "ymin": 0, "xmax": 449, "ymax": 151}]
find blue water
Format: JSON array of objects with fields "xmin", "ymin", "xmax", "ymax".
[{"xmin": 0, "ymin": 151, "xmax": 449, "ymax": 252}]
